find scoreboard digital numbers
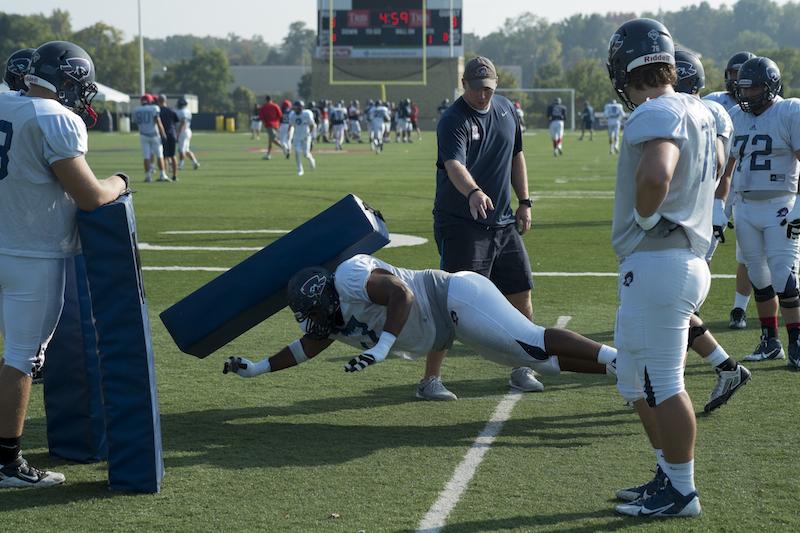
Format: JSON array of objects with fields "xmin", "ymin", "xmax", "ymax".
[{"xmin": 317, "ymin": 0, "xmax": 463, "ymax": 58}]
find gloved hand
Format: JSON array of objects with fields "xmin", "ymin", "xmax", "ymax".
[
  {"xmin": 223, "ymin": 356, "xmax": 258, "ymax": 377},
  {"xmin": 712, "ymin": 198, "xmax": 728, "ymax": 243},
  {"xmin": 344, "ymin": 351, "xmax": 384, "ymax": 372},
  {"xmin": 780, "ymin": 197, "xmax": 800, "ymax": 239}
]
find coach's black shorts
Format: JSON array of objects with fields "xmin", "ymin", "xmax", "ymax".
[
  {"xmin": 434, "ymin": 222, "xmax": 533, "ymax": 295},
  {"xmin": 162, "ymin": 135, "xmax": 177, "ymax": 157}
]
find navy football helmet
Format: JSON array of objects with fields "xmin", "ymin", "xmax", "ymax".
[
  {"xmin": 26, "ymin": 41, "xmax": 98, "ymax": 127},
  {"xmin": 735, "ymin": 56, "xmax": 781, "ymax": 115},
  {"xmin": 293, "ymin": 100, "xmax": 304, "ymax": 112},
  {"xmin": 287, "ymin": 266, "xmax": 340, "ymax": 340},
  {"xmin": 673, "ymin": 49, "xmax": 705, "ymax": 95},
  {"xmin": 607, "ymin": 18, "xmax": 675, "ymax": 110},
  {"xmin": 724, "ymin": 51, "xmax": 756, "ymax": 95},
  {"xmin": 4, "ymin": 48, "xmax": 35, "ymax": 91}
]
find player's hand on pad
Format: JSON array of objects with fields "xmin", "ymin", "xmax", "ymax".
[
  {"xmin": 344, "ymin": 351, "xmax": 383, "ymax": 372},
  {"xmin": 223, "ymin": 356, "xmax": 258, "ymax": 377}
]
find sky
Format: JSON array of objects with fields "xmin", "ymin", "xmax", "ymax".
[{"xmin": 3, "ymin": 0, "xmax": 756, "ymax": 44}]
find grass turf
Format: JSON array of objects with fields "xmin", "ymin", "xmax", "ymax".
[{"xmin": 3, "ymin": 130, "xmax": 799, "ymax": 532}]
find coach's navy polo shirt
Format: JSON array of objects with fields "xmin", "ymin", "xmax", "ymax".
[{"xmin": 434, "ymin": 94, "xmax": 522, "ymax": 228}]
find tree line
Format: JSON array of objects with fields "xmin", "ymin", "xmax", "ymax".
[{"xmin": 3, "ymin": 0, "xmax": 800, "ymax": 116}]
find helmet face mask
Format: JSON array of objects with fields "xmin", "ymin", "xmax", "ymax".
[
  {"xmin": 26, "ymin": 41, "xmax": 98, "ymax": 128},
  {"xmin": 287, "ymin": 267, "xmax": 340, "ymax": 340},
  {"xmin": 735, "ymin": 56, "xmax": 781, "ymax": 115},
  {"xmin": 607, "ymin": 18, "xmax": 675, "ymax": 111}
]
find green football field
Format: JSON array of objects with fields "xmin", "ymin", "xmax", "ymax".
[{"xmin": 5, "ymin": 130, "xmax": 800, "ymax": 532}]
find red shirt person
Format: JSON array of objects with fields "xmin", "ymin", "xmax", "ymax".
[{"xmin": 258, "ymin": 95, "xmax": 283, "ymax": 159}]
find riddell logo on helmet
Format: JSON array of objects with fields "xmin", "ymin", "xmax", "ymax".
[{"xmin": 644, "ymin": 54, "xmax": 671, "ymax": 64}]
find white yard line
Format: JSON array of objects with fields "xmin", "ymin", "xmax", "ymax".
[{"xmin": 415, "ymin": 317, "xmax": 572, "ymax": 533}]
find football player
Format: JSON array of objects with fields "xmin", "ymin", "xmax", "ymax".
[
  {"xmin": 728, "ymin": 57, "xmax": 800, "ymax": 370},
  {"xmin": 546, "ymin": 97, "xmax": 567, "ymax": 156},
  {"xmin": 3, "ymin": 48, "xmax": 35, "ymax": 92},
  {"xmin": 329, "ymin": 100, "xmax": 347, "ymax": 151},
  {"xmin": 704, "ymin": 51, "xmax": 758, "ymax": 330},
  {"xmin": 608, "ymin": 18, "xmax": 715, "ymax": 517},
  {"xmin": 175, "ymin": 97, "xmax": 200, "ymax": 170},
  {"xmin": 369, "ymin": 100, "xmax": 391, "ymax": 154},
  {"xmin": 0, "ymin": 40, "xmax": 128, "ymax": 488},
  {"xmin": 223, "ymin": 254, "xmax": 617, "ymax": 387},
  {"xmin": 672, "ymin": 49, "xmax": 751, "ymax": 411},
  {"xmin": 347, "ymin": 100, "xmax": 362, "ymax": 142},
  {"xmin": 288, "ymin": 100, "xmax": 316, "ymax": 176},
  {"xmin": 278, "ymin": 99, "xmax": 292, "ymax": 158},
  {"xmin": 132, "ymin": 93, "xmax": 169, "ymax": 182},
  {"xmin": 603, "ymin": 98, "xmax": 625, "ymax": 154}
]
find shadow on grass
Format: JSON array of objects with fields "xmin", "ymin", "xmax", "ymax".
[
  {"xmin": 0, "ymin": 480, "xmax": 116, "ymax": 511},
  {"xmin": 411, "ymin": 509, "xmax": 636, "ymax": 533}
]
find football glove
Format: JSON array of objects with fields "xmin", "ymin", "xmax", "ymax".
[
  {"xmin": 712, "ymin": 198, "xmax": 728, "ymax": 243},
  {"xmin": 780, "ymin": 197, "xmax": 800, "ymax": 239},
  {"xmin": 344, "ymin": 353, "xmax": 378, "ymax": 372},
  {"xmin": 223, "ymin": 356, "xmax": 258, "ymax": 377}
]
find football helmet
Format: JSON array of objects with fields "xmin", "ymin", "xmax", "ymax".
[
  {"xmin": 735, "ymin": 56, "xmax": 781, "ymax": 115},
  {"xmin": 287, "ymin": 266, "xmax": 340, "ymax": 340},
  {"xmin": 607, "ymin": 18, "xmax": 675, "ymax": 110},
  {"xmin": 293, "ymin": 100, "xmax": 304, "ymax": 111},
  {"xmin": 4, "ymin": 48, "xmax": 35, "ymax": 91},
  {"xmin": 724, "ymin": 51, "xmax": 756, "ymax": 95},
  {"xmin": 176, "ymin": 97, "xmax": 188, "ymax": 108},
  {"xmin": 673, "ymin": 49, "xmax": 705, "ymax": 95},
  {"xmin": 553, "ymin": 97, "xmax": 562, "ymax": 105}
]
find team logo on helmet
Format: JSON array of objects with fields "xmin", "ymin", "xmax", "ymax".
[
  {"xmin": 647, "ymin": 29, "xmax": 661, "ymax": 51},
  {"xmin": 609, "ymin": 33, "xmax": 624, "ymax": 55},
  {"xmin": 7, "ymin": 57, "xmax": 31, "ymax": 75},
  {"xmin": 300, "ymin": 274, "xmax": 327, "ymax": 298},
  {"xmin": 676, "ymin": 61, "xmax": 697, "ymax": 79},
  {"xmin": 767, "ymin": 67, "xmax": 780, "ymax": 83},
  {"xmin": 60, "ymin": 57, "xmax": 91, "ymax": 80}
]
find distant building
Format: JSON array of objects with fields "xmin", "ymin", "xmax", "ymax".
[{"xmin": 230, "ymin": 65, "xmax": 311, "ymax": 97}]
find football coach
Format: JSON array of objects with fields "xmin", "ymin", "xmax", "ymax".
[{"xmin": 418, "ymin": 56, "xmax": 539, "ymax": 401}]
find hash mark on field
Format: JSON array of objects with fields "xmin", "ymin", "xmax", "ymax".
[{"xmin": 415, "ymin": 316, "xmax": 572, "ymax": 533}]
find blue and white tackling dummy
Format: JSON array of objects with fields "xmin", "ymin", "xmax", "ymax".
[{"xmin": 222, "ymin": 254, "xmax": 617, "ymax": 380}]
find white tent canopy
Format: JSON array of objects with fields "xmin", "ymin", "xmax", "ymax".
[{"xmin": 94, "ymin": 82, "xmax": 130, "ymax": 104}]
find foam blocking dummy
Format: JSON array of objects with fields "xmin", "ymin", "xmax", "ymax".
[
  {"xmin": 43, "ymin": 254, "xmax": 107, "ymax": 463},
  {"xmin": 160, "ymin": 194, "xmax": 389, "ymax": 358},
  {"xmin": 76, "ymin": 194, "xmax": 164, "ymax": 493}
]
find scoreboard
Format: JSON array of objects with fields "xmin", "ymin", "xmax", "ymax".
[{"xmin": 317, "ymin": 0, "xmax": 463, "ymax": 58}]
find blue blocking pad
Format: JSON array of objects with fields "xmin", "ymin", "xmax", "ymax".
[
  {"xmin": 77, "ymin": 194, "xmax": 164, "ymax": 493},
  {"xmin": 160, "ymin": 194, "xmax": 389, "ymax": 358},
  {"xmin": 43, "ymin": 255, "xmax": 107, "ymax": 463}
]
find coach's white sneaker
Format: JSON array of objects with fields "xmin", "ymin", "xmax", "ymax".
[
  {"xmin": 416, "ymin": 377, "xmax": 457, "ymax": 401},
  {"xmin": 509, "ymin": 367, "xmax": 544, "ymax": 392},
  {"xmin": 0, "ymin": 455, "xmax": 65, "ymax": 489}
]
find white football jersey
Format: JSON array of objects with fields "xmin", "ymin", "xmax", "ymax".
[
  {"xmin": 371, "ymin": 106, "xmax": 390, "ymax": 126},
  {"xmin": 288, "ymin": 109, "xmax": 315, "ymax": 140},
  {"xmin": 612, "ymin": 93, "xmax": 717, "ymax": 259},
  {"xmin": 703, "ymin": 91, "xmax": 738, "ymax": 112},
  {"xmin": 175, "ymin": 108, "xmax": 192, "ymax": 129},
  {"xmin": 604, "ymin": 102, "xmax": 625, "ymax": 123},
  {"xmin": 702, "ymin": 98, "xmax": 734, "ymax": 159},
  {"xmin": 0, "ymin": 92, "xmax": 86, "ymax": 258},
  {"xmin": 133, "ymin": 104, "xmax": 160, "ymax": 136},
  {"xmin": 329, "ymin": 106, "xmax": 347, "ymax": 124},
  {"xmin": 298, "ymin": 254, "xmax": 439, "ymax": 357},
  {"xmin": 729, "ymin": 97, "xmax": 800, "ymax": 194}
]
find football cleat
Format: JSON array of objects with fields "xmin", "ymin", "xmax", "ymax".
[
  {"xmin": 704, "ymin": 364, "xmax": 751, "ymax": 412},
  {"xmin": 788, "ymin": 339, "xmax": 800, "ymax": 370},
  {"xmin": 615, "ymin": 465, "xmax": 667, "ymax": 502},
  {"xmin": 615, "ymin": 480, "xmax": 701, "ymax": 518},
  {"xmin": 729, "ymin": 307, "xmax": 747, "ymax": 329},
  {"xmin": 416, "ymin": 376, "xmax": 457, "ymax": 401},
  {"xmin": 509, "ymin": 367, "xmax": 544, "ymax": 392},
  {"xmin": 0, "ymin": 455, "xmax": 65, "ymax": 489},
  {"xmin": 743, "ymin": 335, "xmax": 784, "ymax": 362}
]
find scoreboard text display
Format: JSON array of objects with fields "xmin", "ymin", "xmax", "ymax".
[{"xmin": 317, "ymin": 0, "xmax": 463, "ymax": 59}]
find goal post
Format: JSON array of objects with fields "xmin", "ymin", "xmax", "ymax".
[{"xmin": 496, "ymin": 88, "xmax": 576, "ymax": 131}]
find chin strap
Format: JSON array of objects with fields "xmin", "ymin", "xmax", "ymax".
[{"xmin": 83, "ymin": 105, "xmax": 98, "ymax": 129}]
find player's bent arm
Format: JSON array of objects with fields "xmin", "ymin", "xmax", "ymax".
[
  {"xmin": 365, "ymin": 269, "xmax": 414, "ymax": 338},
  {"xmin": 635, "ymin": 139, "xmax": 679, "ymax": 217},
  {"xmin": 51, "ymin": 156, "xmax": 127, "ymax": 211},
  {"xmin": 223, "ymin": 336, "xmax": 334, "ymax": 377}
]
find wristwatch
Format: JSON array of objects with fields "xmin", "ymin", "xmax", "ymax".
[{"xmin": 518, "ymin": 197, "xmax": 533, "ymax": 207}]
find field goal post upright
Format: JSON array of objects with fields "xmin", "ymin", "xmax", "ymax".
[
  {"xmin": 496, "ymin": 88, "xmax": 576, "ymax": 131},
  {"xmin": 327, "ymin": 0, "xmax": 428, "ymax": 100}
]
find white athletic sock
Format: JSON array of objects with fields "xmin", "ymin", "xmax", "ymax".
[
  {"xmin": 655, "ymin": 448, "xmax": 666, "ymax": 472},
  {"xmin": 703, "ymin": 346, "xmax": 729, "ymax": 368},
  {"xmin": 597, "ymin": 345, "xmax": 617, "ymax": 364},
  {"xmin": 734, "ymin": 292, "xmax": 750, "ymax": 310},
  {"xmin": 663, "ymin": 459, "xmax": 696, "ymax": 496}
]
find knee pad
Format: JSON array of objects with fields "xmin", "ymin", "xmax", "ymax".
[
  {"xmin": 752, "ymin": 284, "xmax": 776, "ymax": 303},
  {"xmin": 778, "ymin": 272, "xmax": 800, "ymax": 308},
  {"xmin": 687, "ymin": 325, "xmax": 707, "ymax": 349}
]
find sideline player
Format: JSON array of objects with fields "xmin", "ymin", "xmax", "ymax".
[
  {"xmin": 704, "ymin": 51, "xmax": 758, "ymax": 330},
  {"xmin": 132, "ymin": 94, "xmax": 169, "ymax": 182},
  {"xmin": 604, "ymin": 98, "xmax": 625, "ymax": 154},
  {"xmin": 223, "ymin": 255, "xmax": 617, "ymax": 382},
  {"xmin": 278, "ymin": 99, "xmax": 292, "ymax": 158},
  {"xmin": 157, "ymin": 94, "xmax": 180, "ymax": 181},
  {"xmin": 607, "ymin": 18, "xmax": 714, "ymax": 517},
  {"xmin": 728, "ymin": 57, "xmax": 800, "ymax": 369},
  {"xmin": 347, "ymin": 100, "xmax": 362, "ymax": 143},
  {"xmin": 0, "ymin": 40, "xmax": 128, "ymax": 489},
  {"xmin": 288, "ymin": 100, "xmax": 316, "ymax": 176},
  {"xmin": 546, "ymin": 97, "xmax": 566, "ymax": 156},
  {"xmin": 369, "ymin": 100, "xmax": 390, "ymax": 154},
  {"xmin": 176, "ymin": 97, "xmax": 199, "ymax": 170},
  {"xmin": 578, "ymin": 100, "xmax": 593, "ymax": 140},
  {"xmin": 329, "ymin": 100, "xmax": 347, "ymax": 151}
]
